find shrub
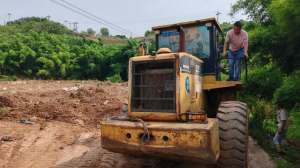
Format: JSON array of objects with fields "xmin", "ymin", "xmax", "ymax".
[
  {"xmin": 287, "ymin": 109, "xmax": 300, "ymax": 141},
  {"xmin": 106, "ymin": 74, "xmax": 122, "ymax": 83},
  {"xmin": 243, "ymin": 64, "xmax": 283, "ymax": 100},
  {"xmin": 273, "ymin": 70, "xmax": 300, "ymax": 109},
  {"xmin": 37, "ymin": 69, "xmax": 50, "ymax": 79},
  {"xmin": 276, "ymin": 159, "xmax": 294, "ymax": 168},
  {"xmin": 0, "ymin": 75, "xmax": 17, "ymax": 81}
]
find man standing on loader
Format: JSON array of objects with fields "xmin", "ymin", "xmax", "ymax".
[{"xmin": 223, "ymin": 21, "xmax": 249, "ymax": 81}]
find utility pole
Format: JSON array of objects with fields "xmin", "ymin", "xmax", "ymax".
[
  {"xmin": 7, "ymin": 13, "xmax": 12, "ymax": 23},
  {"xmin": 68, "ymin": 22, "xmax": 72, "ymax": 30},
  {"xmin": 73, "ymin": 22, "xmax": 78, "ymax": 32},
  {"xmin": 64, "ymin": 20, "xmax": 68, "ymax": 27},
  {"xmin": 216, "ymin": 11, "xmax": 221, "ymax": 22}
]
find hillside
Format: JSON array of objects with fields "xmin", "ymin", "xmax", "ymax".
[{"xmin": 0, "ymin": 17, "xmax": 138, "ymax": 81}]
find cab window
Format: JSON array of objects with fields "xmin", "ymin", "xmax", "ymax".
[
  {"xmin": 158, "ymin": 30, "xmax": 180, "ymax": 52},
  {"xmin": 184, "ymin": 26, "xmax": 210, "ymax": 58}
]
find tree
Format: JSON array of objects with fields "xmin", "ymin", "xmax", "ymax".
[
  {"xmin": 230, "ymin": 0, "xmax": 272, "ymax": 24},
  {"xmin": 144, "ymin": 30, "xmax": 155, "ymax": 37},
  {"xmin": 231, "ymin": 0, "xmax": 300, "ymax": 73},
  {"xmin": 268, "ymin": 0, "xmax": 300, "ymax": 72},
  {"xmin": 100, "ymin": 27, "xmax": 109, "ymax": 37},
  {"xmin": 87, "ymin": 28, "xmax": 96, "ymax": 37},
  {"xmin": 115, "ymin": 35, "xmax": 126, "ymax": 39},
  {"xmin": 6, "ymin": 17, "xmax": 72, "ymax": 34}
]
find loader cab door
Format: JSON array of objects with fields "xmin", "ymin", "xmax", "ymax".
[{"xmin": 182, "ymin": 24, "xmax": 219, "ymax": 76}]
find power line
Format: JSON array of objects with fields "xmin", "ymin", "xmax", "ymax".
[
  {"xmin": 49, "ymin": 0, "xmax": 132, "ymax": 36},
  {"xmin": 59, "ymin": 0, "xmax": 132, "ymax": 36},
  {"xmin": 49, "ymin": 0, "xmax": 100, "ymax": 30}
]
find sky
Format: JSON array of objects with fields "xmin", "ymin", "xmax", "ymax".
[{"xmin": 0, "ymin": 0, "xmax": 245, "ymax": 37}]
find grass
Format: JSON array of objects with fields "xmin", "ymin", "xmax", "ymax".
[{"xmin": 0, "ymin": 75, "xmax": 17, "ymax": 81}]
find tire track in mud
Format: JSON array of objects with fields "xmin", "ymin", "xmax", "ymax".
[{"xmin": 54, "ymin": 133, "xmax": 177, "ymax": 168}]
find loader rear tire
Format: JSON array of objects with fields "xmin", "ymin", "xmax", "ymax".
[{"xmin": 217, "ymin": 101, "xmax": 249, "ymax": 168}]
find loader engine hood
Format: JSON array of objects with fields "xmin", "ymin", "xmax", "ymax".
[{"xmin": 128, "ymin": 53, "xmax": 204, "ymax": 122}]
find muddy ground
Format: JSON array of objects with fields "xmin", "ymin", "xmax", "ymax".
[{"xmin": 0, "ymin": 80, "xmax": 275, "ymax": 168}]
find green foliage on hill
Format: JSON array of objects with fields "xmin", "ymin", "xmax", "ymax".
[
  {"xmin": 0, "ymin": 17, "xmax": 138, "ymax": 80},
  {"xmin": 2, "ymin": 17, "xmax": 72, "ymax": 35}
]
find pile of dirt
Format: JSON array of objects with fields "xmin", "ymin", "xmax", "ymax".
[{"xmin": 0, "ymin": 81, "xmax": 127, "ymax": 127}]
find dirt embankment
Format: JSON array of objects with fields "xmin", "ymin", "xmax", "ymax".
[
  {"xmin": 0, "ymin": 80, "xmax": 127, "ymax": 127},
  {"xmin": 0, "ymin": 80, "xmax": 276, "ymax": 168}
]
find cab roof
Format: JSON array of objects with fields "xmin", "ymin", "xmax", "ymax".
[{"xmin": 152, "ymin": 17, "xmax": 222, "ymax": 32}]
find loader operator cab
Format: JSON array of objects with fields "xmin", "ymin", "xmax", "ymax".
[{"xmin": 153, "ymin": 18, "xmax": 223, "ymax": 80}]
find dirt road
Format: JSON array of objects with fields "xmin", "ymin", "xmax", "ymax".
[{"xmin": 0, "ymin": 80, "xmax": 275, "ymax": 168}]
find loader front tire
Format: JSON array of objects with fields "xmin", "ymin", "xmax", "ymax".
[{"xmin": 217, "ymin": 101, "xmax": 249, "ymax": 168}]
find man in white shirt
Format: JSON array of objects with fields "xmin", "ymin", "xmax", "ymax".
[{"xmin": 273, "ymin": 102, "xmax": 288, "ymax": 153}]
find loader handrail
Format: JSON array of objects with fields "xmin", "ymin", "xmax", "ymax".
[{"xmin": 217, "ymin": 55, "xmax": 249, "ymax": 81}]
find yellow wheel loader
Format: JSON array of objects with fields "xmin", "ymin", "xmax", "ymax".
[{"xmin": 101, "ymin": 18, "xmax": 249, "ymax": 168}]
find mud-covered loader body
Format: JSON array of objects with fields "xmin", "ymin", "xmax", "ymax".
[
  {"xmin": 102, "ymin": 52, "xmax": 220, "ymax": 163},
  {"xmin": 101, "ymin": 18, "xmax": 248, "ymax": 167}
]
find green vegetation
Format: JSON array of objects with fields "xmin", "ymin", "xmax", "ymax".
[
  {"xmin": 243, "ymin": 65, "xmax": 283, "ymax": 100},
  {"xmin": 0, "ymin": 75, "xmax": 17, "ymax": 81},
  {"xmin": 0, "ymin": 17, "xmax": 139, "ymax": 81},
  {"xmin": 273, "ymin": 71, "xmax": 300, "ymax": 109},
  {"xmin": 100, "ymin": 27, "xmax": 109, "ymax": 37},
  {"xmin": 231, "ymin": 0, "xmax": 300, "ymax": 167},
  {"xmin": 86, "ymin": 28, "xmax": 96, "ymax": 37}
]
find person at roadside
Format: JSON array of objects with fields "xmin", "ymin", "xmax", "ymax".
[
  {"xmin": 223, "ymin": 21, "xmax": 249, "ymax": 81},
  {"xmin": 273, "ymin": 102, "xmax": 288, "ymax": 153},
  {"xmin": 138, "ymin": 42, "xmax": 146, "ymax": 56}
]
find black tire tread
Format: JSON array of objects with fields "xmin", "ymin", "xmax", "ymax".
[{"xmin": 217, "ymin": 101, "xmax": 249, "ymax": 168}]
